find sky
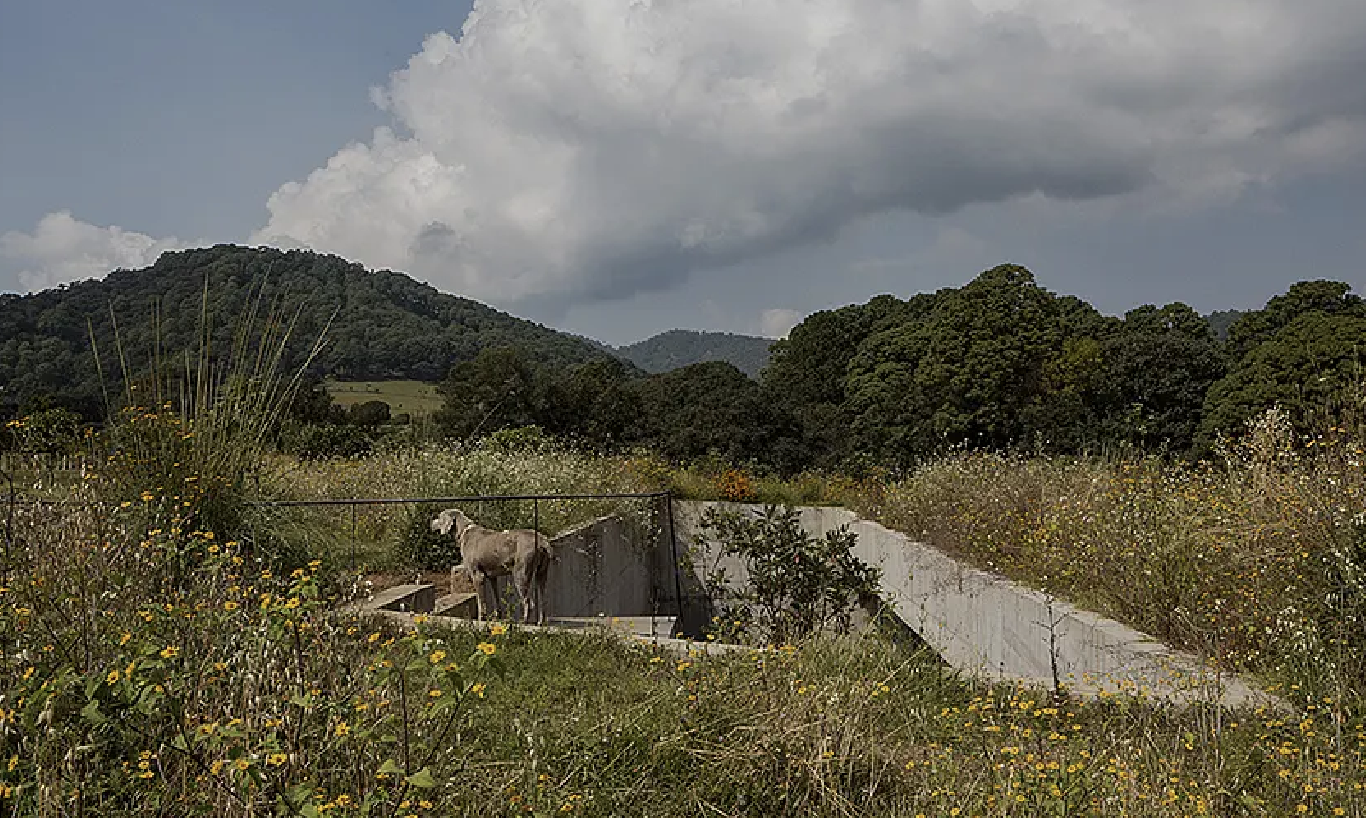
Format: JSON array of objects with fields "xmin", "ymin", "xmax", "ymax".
[{"xmin": 2, "ymin": 0, "xmax": 1363, "ymax": 347}]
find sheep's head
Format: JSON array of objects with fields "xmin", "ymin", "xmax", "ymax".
[{"xmin": 430, "ymin": 508, "xmax": 471, "ymax": 537}]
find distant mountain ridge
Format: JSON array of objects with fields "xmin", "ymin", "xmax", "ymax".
[
  {"xmin": 614, "ymin": 329, "xmax": 774, "ymax": 378},
  {"xmin": 0, "ymin": 244, "xmax": 614, "ymax": 413}
]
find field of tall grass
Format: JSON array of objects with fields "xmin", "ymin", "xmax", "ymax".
[
  {"xmin": 5, "ymin": 481, "xmax": 1366, "ymax": 815},
  {"xmin": 840, "ymin": 407, "xmax": 1366, "ymax": 704},
  {"xmin": 251, "ymin": 440, "xmax": 669, "ymax": 573},
  {"xmin": 323, "ymin": 381, "xmax": 444, "ymax": 418},
  {"xmin": 4, "ymin": 355, "xmax": 1366, "ymax": 814}
]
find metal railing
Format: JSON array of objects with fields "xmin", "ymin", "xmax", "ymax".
[
  {"xmin": 0, "ymin": 485, "xmax": 691, "ymax": 624},
  {"xmin": 249, "ymin": 490, "xmax": 686, "ymax": 623}
]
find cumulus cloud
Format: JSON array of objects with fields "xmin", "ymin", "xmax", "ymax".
[
  {"xmin": 249, "ymin": 0, "xmax": 1366, "ymax": 310},
  {"xmin": 0, "ymin": 212, "xmax": 190, "ymax": 293},
  {"xmin": 14, "ymin": 0, "xmax": 1366, "ymax": 307},
  {"xmin": 760, "ymin": 308, "xmax": 802, "ymax": 339}
]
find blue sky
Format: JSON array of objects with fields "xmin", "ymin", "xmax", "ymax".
[{"xmin": 2, "ymin": 0, "xmax": 1363, "ymax": 346}]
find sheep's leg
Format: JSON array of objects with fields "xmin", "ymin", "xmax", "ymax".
[
  {"xmin": 470, "ymin": 569, "xmax": 490, "ymax": 621},
  {"xmin": 513, "ymin": 569, "xmax": 533, "ymax": 624}
]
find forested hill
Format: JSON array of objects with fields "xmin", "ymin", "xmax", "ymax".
[
  {"xmin": 616, "ymin": 330, "xmax": 774, "ymax": 378},
  {"xmin": 0, "ymin": 245, "xmax": 614, "ymax": 414}
]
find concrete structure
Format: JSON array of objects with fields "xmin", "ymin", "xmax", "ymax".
[
  {"xmin": 366, "ymin": 582, "xmax": 436, "ymax": 614},
  {"xmin": 671, "ymin": 502, "xmax": 1281, "ymax": 709},
  {"xmin": 366, "ymin": 511, "xmax": 679, "ymax": 637},
  {"xmin": 353, "ymin": 499, "xmax": 1280, "ymax": 708},
  {"xmin": 544, "ymin": 514, "xmax": 659, "ymax": 618}
]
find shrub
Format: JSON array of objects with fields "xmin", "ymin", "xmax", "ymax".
[
  {"xmin": 393, "ymin": 504, "xmax": 462, "ymax": 571},
  {"xmin": 696, "ymin": 504, "xmax": 880, "ymax": 644},
  {"xmin": 0, "ymin": 502, "xmax": 504, "ymax": 815},
  {"xmin": 283, "ymin": 422, "xmax": 374, "ymax": 460},
  {"xmin": 5, "ymin": 406, "xmax": 84, "ymax": 455},
  {"xmin": 714, "ymin": 468, "xmax": 756, "ymax": 502}
]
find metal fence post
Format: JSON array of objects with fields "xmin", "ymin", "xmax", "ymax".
[{"xmin": 666, "ymin": 491, "xmax": 683, "ymax": 626}]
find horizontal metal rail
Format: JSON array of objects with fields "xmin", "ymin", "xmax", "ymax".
[
  {"xmin": 7, "ymin": 491, "xmax": 671, "ymax": 508},
  {"xmin": 250, "ymin": 491, "xmax": 670, "ymax": 508}
]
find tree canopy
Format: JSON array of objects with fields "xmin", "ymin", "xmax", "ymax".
[
  {"xmin": 4, "ymin": 246, "xmax": 1359, "ymax": 474},
  {"xmin": 0, "ymin": 245, "xmax": 614, "ymax": 417}
]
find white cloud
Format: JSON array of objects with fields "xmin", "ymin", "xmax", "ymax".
[
  {"xmin": 12, "ymin": 1, "xmax": 1366, "ymax": 307},
  {"xmin": 0, "ymin": 212, "xmax": 189, "ymax": 293},
  {"xmin": 249, "ymin": 0, "xmax": 1366, "ymax": 311},
  {"xmin": 760, "ymin": 308, "xmax": 802, "ymax": 339}
]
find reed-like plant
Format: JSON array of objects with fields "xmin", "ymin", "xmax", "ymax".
[{"xmin": 91, "ymin": 273, "xmax": 328, "ymax": 544}]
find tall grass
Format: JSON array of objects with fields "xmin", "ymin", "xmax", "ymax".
[
  {"xmin": 851, "ymin": 406, "xmax": 1366, "ymax": 700},
  {"xmin": 6, "ymin": 283, "xmax": 1366, "ymax": 814},
  {"xmin": 250, "ymin": 442, "xmax": 670, "ymax": 572},
  {"xmin": 6, "ymin": 496, "xmax": 1366, "ymax": 818},
  {"xmin": 91, "ymin": 275, "xmax": 326, "ymax": 542}
]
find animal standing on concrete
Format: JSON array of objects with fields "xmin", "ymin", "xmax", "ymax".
[{"xmin": 430, "ymin": 508, "xmax": 552, "ymax": 625}]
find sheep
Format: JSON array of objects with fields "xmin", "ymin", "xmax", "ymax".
[{"xmin": 430, "ymin": 508, "xmax": 552, "ymax": 625}]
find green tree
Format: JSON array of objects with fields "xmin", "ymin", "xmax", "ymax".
[
  {"xmin": 1202, "ymin": 311, "xmax": 1366, "ymax": 440},
  {"xmin": 1093, "ymin": 303, "xmax": 1224, "ymax": 453},
  {"xmin": 545, "ymin": 357, "xmax": 643, "ymax": 449},
  {"xmin": 1224, "ymin": 280, "xmax": 1363, "ymax": 362},
  {"xmin": 1201, "ymin": 281, "xmax": 1365, "ymax": 443},
  {"xmin": 844, "ymin": 265, "xmax": 1089, "ymax": 465},
  {"xmin": 435, "ymin": 347, "xmax": 553, "ymax": 439},
  {"xmin": 634, "ymin": 361, "xmax": 803, "ymax": 470},
  {"xmin": 287, "ymin": 377, "xmax": 345, "ymax": 425},
  {"xmin": 348, "ymin": 400, "xmax": 392, "ymax": 428},
  {"xmin": 763, "ymin": 293, "xmax": 922, "ymax": 469}
]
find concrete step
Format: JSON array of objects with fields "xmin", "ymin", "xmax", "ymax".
[
  {"xmin": 435, "ymin": 592, "xmax": 479, "ymax": 619},
  {"xmin": 369, "ymin": 583, "xmax": 436, "ymax": 614}
]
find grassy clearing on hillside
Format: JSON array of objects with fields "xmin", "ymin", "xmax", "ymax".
[{"xmin": 324, "ymin": 381, "xmax": 444, "ymax": 417}]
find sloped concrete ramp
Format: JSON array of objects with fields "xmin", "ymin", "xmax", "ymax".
[{"xmin": 673, "ymin": 502, "xmax": 1281, "ymax": 710}]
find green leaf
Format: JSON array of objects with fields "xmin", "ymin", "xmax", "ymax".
[
  {"xmin": 80, "ymin": 699, "xmax": 105, "ymax": 726},
  {"xmin": 405, "ymin": 767, "xmax": 437, "ymax": 789},
  {"xmin": 377, "ymin": 759, "xmax": 405, "ymax": 776},
  {"xmin": 429, "ymin": 696, "xmax": 460, "ymax": 717},
  {"xmin": 286, "ymin": 783, "xmax": 316, "ymax": 812}
]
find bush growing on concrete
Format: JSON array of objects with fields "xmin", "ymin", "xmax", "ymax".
[{"xmin": 698, "ymin": 504, "xmax": 879, "ymax": 644}]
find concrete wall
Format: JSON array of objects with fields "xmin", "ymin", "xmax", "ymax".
[
  {"xmin": 544, "ymin": 513, "xmax": 659, "ymax": 618},
  {"xmin": 671, "ymin": 501, "xmax": 1278, "ymax": 709}
]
